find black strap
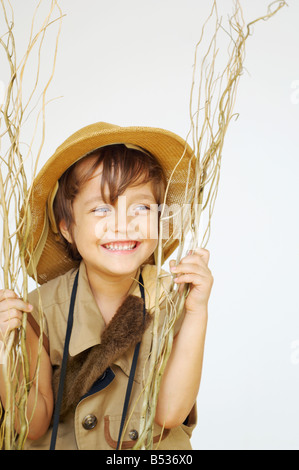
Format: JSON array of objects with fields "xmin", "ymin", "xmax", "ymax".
[
  {"xmin": 49, "ymin": 271, "xmax": 145, "ymax": 451},
  {"xmin": 116, "ymin": 273, "xmax": 145, "ymax": 450},
  {"xmin": 116, "ymin": 342, "xmax": 141, "ymax": 450},
  {"xmin": 50, "ymin": 270, "xmax": 79, "ymax": 450}
]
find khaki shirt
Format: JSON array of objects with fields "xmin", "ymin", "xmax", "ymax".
[{"xmin": 25, "ymin": 261, "xmax": 196, "ymax": 450}]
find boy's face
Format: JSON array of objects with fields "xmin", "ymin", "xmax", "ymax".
[{"xmin": 59, "ymin": 160, "xmax": 159, "ymax": 280}]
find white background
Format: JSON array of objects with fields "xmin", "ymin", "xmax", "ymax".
[{"xmin": 1, "ymin": 0, "xmax": 299, "ymax": 450}]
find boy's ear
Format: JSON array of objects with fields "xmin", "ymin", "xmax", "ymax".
[{"xmin": 59, "ymin": 220, "xmax": 73, "ymax": 244}]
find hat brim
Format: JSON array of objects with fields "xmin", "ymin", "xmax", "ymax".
[{"xmin": 26, "ymin": 122, "xmax": 195, "ymax": 284}]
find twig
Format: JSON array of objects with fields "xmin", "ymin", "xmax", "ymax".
[{"xmin": 135, "ymin": 0, "xmax": 287, "ymax": 450}]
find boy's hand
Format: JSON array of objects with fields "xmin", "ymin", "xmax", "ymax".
[
  {"xmin": 0, "ymin": 289, "xmax": 33, "ymax": 341},
  {"xmin": 170, "ymin": 248, "xmax": 213, "ymax": 314}
]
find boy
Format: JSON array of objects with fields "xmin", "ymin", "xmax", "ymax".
[{"xmin": 0, "ymin": 122, "xmax": 213, "ymax": 449}]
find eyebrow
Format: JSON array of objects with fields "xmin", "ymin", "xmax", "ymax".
[
  {"xmin": 84, "ymin": 193, "xmax": 157, "ymax": 206},
  {"xmin": 132, "ymin": 193, "xmax": 157, "ymax": 202},
  {"xmin": 84, "ymin": 196, "xmax": 105, "ymax": 206}
]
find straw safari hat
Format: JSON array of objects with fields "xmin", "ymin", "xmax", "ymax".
[{"xmin": 26, "ymin": 122, "xmax": 194, "ymax": 284}]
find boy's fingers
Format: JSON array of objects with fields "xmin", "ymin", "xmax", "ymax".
[
  {"xmin": 0, "ymin": 290, "xmax": 33, "ymax": 312},
  {"xmin": 0, "ymin": 317, "xmax": 22, "ymax": 340},
  {"xmin": 7, "ymin": 318, "xmax": 22, "ymax": 330},
  {"xmin": 0, "ymin": 289, "xmax": 18, "ymax": 302},
  {"xmin": 0, "ymin": 297, "xmax": 33, "ymax": 313},
  {"xmin": 184, "ymin": 248, "xmax": 210, "ymax": 264},
  {"xmin": 169, "ymin": 260, "xmax": 176, "ymax": 269},
  {"xmin": 173, "ymin": 273, "xmax": 202, "ymax": 284},
  {"xmin": 195, "ymin": 247, "xmax": 210, "ymax": 264},
  {"xmin": 171, "ymin": 262, "xmax": 211, "ymax": 277}
]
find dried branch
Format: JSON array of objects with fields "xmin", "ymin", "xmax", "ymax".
[
  {"xmin": 0, "ymin": 0, "xmax": 63, "ymax": 450},
  {"xmin": 134, "ymin": 0, "xmax": 287, "ymax": 450}
]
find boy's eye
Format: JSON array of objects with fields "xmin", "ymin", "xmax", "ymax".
[
  {"xmin": 92, "ymin": 206, "xmax": 112, "ymax": 216},
  {"xmin": 131, "ymin": 205, "xmax": 150, "ymax": 215}
]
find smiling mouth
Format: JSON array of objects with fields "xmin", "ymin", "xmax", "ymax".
[{"xmin": 101, "ymin": 241, "xmax": 140, "ymax": 252}]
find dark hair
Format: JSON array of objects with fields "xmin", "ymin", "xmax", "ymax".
[{"xmin": 53, "ymin": 144, "xmax": 167, "ymax": 261}]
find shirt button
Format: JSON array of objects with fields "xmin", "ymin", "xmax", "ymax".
[
  {"xmin": 129, "ymin": 429, "xmax": 138, "ymax": 441},
  {"xmin": 82, "ymin": 414, "xmax": 98, "ymax": 430},
  {"xmin": 100, "ymin": 370, "xmax": 107, "ymax": 381}
]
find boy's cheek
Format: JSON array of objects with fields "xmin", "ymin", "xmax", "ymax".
[
  {"xmin": 149, "ymin": 214, "xmax": 159, "ymax": 240},
  {"xmin": 126, "ymin": 219, "xmax": 150, "ymax": 240},
  {"xmin": 94, "ymin": 219, "xmax": 117, "ymax": 241},
  {"xmin": 124, "ymin": 217, "xmax": 158, "ymax": 241},
  {"xmin": 93, "ymin": 214, "xmax": 159, "ymax": 241}
]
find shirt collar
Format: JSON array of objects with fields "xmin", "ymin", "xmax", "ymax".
[
  {"xmin": 68, "ymin": 261, "xmax": 172, "ymax": 382},
  {"xmin": 69, "ymin": 261, "xmax": 141, "ymax": 356}
]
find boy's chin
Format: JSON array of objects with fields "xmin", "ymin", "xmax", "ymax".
[{"xmin": 87, "ymin": 258, "xmax": 141, "ymax": 276}]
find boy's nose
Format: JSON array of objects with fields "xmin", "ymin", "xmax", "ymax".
[{"xmin": 114, "ymin": 196, "xmax": 129, "ymax": 235}]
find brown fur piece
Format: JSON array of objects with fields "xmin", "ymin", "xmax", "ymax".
[{"xmin": 52, "ymin": 295, "xmax": 152, "ymax": 419}]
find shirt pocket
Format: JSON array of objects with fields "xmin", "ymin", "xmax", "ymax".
[{"xmin": 104, "ymin": 414, "xmax": 170, "ymax": 450}]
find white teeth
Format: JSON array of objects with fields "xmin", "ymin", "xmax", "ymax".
[{"xmin": 103, "ymin": 242, "xmax": 137, "ymax": 251}]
